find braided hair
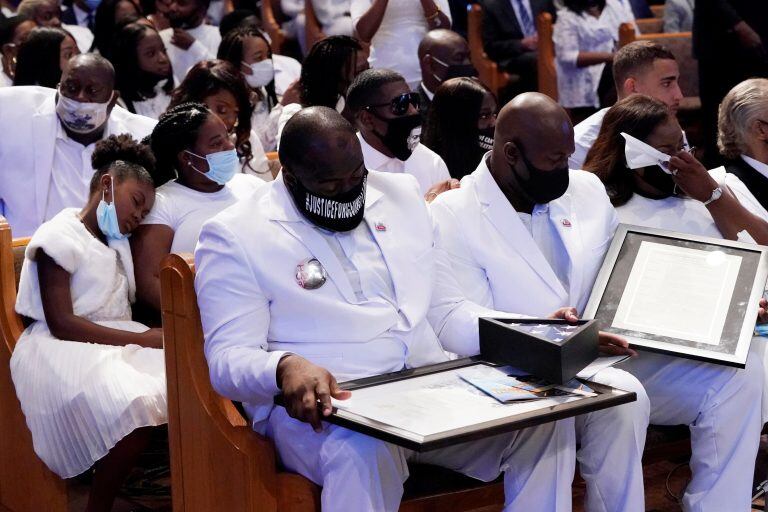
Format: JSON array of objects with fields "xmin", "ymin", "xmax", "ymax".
[
  {"xmin": 89, "ymin": 134, "xmax": 156, "ymax": 193},
  {"xmin": 143, "ymin": 102, "xmax": 210, "ymax": 186}
]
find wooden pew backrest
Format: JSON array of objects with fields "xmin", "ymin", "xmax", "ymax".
[
  {"xmin": 0, "ymin": 217, "xmax": 68, "ymax": 512},
  {"xmin": 160, "ymin": 253, "xmax": 319, "ymax": 512},
  {"xmin": 537, "ymin": 12, "xmax": 558, "ymax": 101},
  {"xmin": 467, "ymin": 3, "xmax": 513, "ymax": 98}
]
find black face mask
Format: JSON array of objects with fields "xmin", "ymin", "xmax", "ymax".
[
  {"xmin": 514, "ymin": 146, "xmax": 570, "ymax": 204},
  {"xmin": 286, "ymin": 171, "xmax": 368, "ymax": 232},
  {"xmin": 372, "ymin": 113, "xmax": 422, "ymax": 161},
  {"xmin": 478, "ymin": 126, "xmax": 495, "ymax": 151},
  {"xmin": 636, "ymin": 165, "xmax": 677, "ymax": 199}
]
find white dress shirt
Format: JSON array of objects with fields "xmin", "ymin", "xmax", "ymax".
[
  {"xmin": 64, "ymin": 24, "xmax": 94, "ymax": 53},
  {"xmin": 516, "ymin": 206, "xmax": 571, "ymax": 290},
  {"xmin": 273, "ymin": 54, "xmax": 302, "ymax": 96},
  {"xmin": 741, "ymin": 155, "xmax": 768, "ymax": 181},
  {"xmin": 553, "ymin": 0, "xmax": 635, "ymax": 108},
  {"xmin": 44, "ymin": 122, "xmax": 97, "ymax": 220},
  {"xmin": 358, "ymin": 132, "xmax": 450, "ymax": 194},
  {"xmin": 160, "ymin": 24, "xmax": 221, "ymax": 84},
  {"xmin": 351, "ymin": 0, "xmax": 452, "ymax": 87}
]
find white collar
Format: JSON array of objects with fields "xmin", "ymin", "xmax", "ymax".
[
  {"xmin": 741, "ymin": 154, "xmax": 768, "ymax": 181},
  {"xmin": 420, "ymin": 82, "xmax": 435, "ymax": 101},
  {"xmin": 357, "ymin": 131, "xmax": 412, "ymax": 169}
]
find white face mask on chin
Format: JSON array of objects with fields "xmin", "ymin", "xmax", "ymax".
[{"xmin": 56, "ymin": 91, "xmax": 111, "ymax": 134}]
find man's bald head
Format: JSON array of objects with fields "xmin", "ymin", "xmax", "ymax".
[
  {"xmin": 419, "ymin": 29, "xmax": 473, "ymax": 92},
  {"xmin": 279, "ymin": 107, "xmax": 362, "ymax": 190},
  {"xmin": 63, "ymin": 53, "xmax": 116, "ymax": 90},
  {"xmin": 490, "ymin": 93, "xmax": 574, "ymax": 209},
  {"xmin": 495, "ymin": 92, "xmax": 573, "ymax": 154}
]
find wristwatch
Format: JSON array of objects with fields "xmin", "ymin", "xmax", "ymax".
[{"xmin": 703, "ymin": 186, "xmax": 723, "ymax": 206}]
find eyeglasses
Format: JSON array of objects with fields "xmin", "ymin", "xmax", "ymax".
[{"xmin": 365, "ymin": 93, "xmax": 421, "ymax": 116}]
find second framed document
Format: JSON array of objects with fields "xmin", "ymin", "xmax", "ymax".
[{"xmin": 584, "ymin": 224, "xmax": 768, "ymax": 367}]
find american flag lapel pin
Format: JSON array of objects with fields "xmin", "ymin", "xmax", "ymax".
[{"xmin": 374, "ymin": 221, "xmax": 387, "ymax": 232}]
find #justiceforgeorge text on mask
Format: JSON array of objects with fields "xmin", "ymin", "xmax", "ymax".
[{"xmin": 287, "ymin": 171, "xmax": 369, "ymax": 232}]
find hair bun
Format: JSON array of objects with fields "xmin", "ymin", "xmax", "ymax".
[{"xmin": 92, "ymin": 134, "xmax": 156, "ymax": 174}]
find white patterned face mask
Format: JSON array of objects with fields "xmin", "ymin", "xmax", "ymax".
[
  {"xmin": 56, "ymin": 91, "xmax": 111, "ymax": 134},
  {"xmin": 621, "ymin": 132, "xmax": 673, "ymax": 172}
]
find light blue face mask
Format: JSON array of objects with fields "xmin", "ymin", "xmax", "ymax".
[
  {"xmin": 185, "ymin": 149, "xmax": 239, "ymax": 185},
  {"xmin": 96, "ymin": 178, "xmax": 128, "ymax": 240}
]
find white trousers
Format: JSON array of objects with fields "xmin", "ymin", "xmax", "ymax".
[
  {"xmin": 620, "ymin": 347, "xmax": 764, "ymax": 512},
  {"xmin": 267, "ymin": 406, "xmax": 576, "ymax": 512},
  {"xmin": 575, "ymin": 367, "xmax": 650, "ymax": 512}
]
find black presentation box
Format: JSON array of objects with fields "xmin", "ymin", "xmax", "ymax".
[{"xmin": 479, "ymin": 318, "xmax": 600, "ymax": 385}]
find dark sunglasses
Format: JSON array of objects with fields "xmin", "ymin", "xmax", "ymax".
[{"xmin": 365, "ymin": 92, "xmax": 421, "ymax": 116}]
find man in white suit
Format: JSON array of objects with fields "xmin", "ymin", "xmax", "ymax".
[
  {"xmin": 0, "ymin": 53, "xmax": 156, "ymax": 236},
  {"xmin": 195, "ymin": 107, "xmax": 581, "ymax": 511},
  {"xmin": 430, "ymin": 93, "xmax": 650, "ymax": 512}
]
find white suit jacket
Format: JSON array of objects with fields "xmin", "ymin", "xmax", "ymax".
[
  {"xmin": 195, "ymin": 170, "xmax": 504, "ymax": 423},
  {"xmin": 430, "ymin": 158, "xmax": 618, "ymax": 316},
  {"xmin": 0, "ymin": 86, "xmax": 157, "ymax": 237}
]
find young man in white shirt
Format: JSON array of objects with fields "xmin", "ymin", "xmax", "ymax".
[
  {"xmin": 195, "ymin": 106, "xmax": 581, "ymax": 511},
  {"xmin": 160, "ymin": 0, "xmax": 221, "ymax": 83},
  {"xmin": 0, "ymin": 54, "xmax": 156, "ymax": 236},
  {"xmin": 346, "ymin": 68, "xmax": 452, "ymax": 196},
  {"xmin": 431, "ymin": 93, "xmax": 650, "ymax": 512},
  {"xmin": 16, "ymin": 0, "xmax": 93, "ymax": 52},
  {"xmin": 569, "ymin": 40, "xmax": 684, "ymax": 170}
]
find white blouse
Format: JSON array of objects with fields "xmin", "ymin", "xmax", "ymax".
[{"xmin": 553, "ymin": 0, "xmax": 635, "ymax": 108}]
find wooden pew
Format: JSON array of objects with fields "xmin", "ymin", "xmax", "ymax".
[
  {"xmin": 618, "ymin": 24, "xmax": 700, "ymax": 112},
  {"xmin": 467, "ymin": 3, "xmax": 514, "ymax": 98},
  {"xmin": 160, "ymin": 253, "xmax": 505, "ymax": 512},
  {"xmin": 304, "ymin": 0, "xmax": 326, "ymax": 52},
  {"xmin": 261, "ymin": 0, "xmax": 286, "ymax": 55},
  {"xmin": 0, "ymin": 218, "xmax": 69, "ymax": 512},
  {"xmin": 636, "ymin": 17, "xmax": 664, "ymax": 34},
  {"xmin": 537, "ymin": 12, "xmax": 558, "ymax": 101}
]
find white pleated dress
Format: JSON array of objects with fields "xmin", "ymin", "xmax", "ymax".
[{"xmin": 10, "ymin": 209, "xmax": 167, "ymax": 479}]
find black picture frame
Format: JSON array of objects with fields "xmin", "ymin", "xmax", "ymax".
[
  {"xmin": 278, "ymin": 357, "xmax": 637, "ymax": 452},
  {"xmin": 583, "ymin": 224, "xmax": 768, "ymax": 367}
]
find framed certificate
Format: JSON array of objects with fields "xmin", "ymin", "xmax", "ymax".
[
  {"xmin": 274, "ymin": 358, "xmax": 635, "ymax": 451},
  {"xmin": 584, "ymin": 224, "xmax": 768, "ymax": 367}
]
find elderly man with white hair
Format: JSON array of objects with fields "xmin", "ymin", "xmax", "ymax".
[{"xmin": 719, "ymin": 78, "xmax": 768, "ymax": 214}]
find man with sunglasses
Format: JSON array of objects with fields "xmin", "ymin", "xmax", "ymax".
[
  {"xmin": 430, "ymin": 92, "xmax": 651, "ymax": 512},
  {"xmin": 347, "ymin": 68, "xmax": 455, "ymax": 198},
  {"xmin": 195, "ymin": 106, "xmax": 580, "ymax": 511}
]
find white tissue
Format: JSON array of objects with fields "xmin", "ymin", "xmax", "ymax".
[{"xmin": 621, "ymin": 132, "xmax": 672, "ymax": 173}]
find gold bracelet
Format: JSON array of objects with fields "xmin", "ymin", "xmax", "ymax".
[{"xmin": 426, "ymin": 6, "xmax": 440, "ymax": 22}]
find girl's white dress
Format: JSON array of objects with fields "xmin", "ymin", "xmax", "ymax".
[{"xmin": 10, "ymin": 208, "xmax": 167, "ymax": 479}]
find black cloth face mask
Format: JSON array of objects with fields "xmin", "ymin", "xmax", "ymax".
[
  {"xmin": 514, "ymin": 146, "xmax": 570, "ymax": 204},
  {"xmin": 478, "ymin": 126, "xmax": 495, "ymax": 151},
  {"xmin": 371, "ymin": 113, "xmax": 422, "ymax": 161},
  {"xmin": 635, "ymin": 165, "xmax": 677, "ymax": 199},
  {"xmin": 431, "ymin": 56, "xmax": 478, "ymax": 83},
  {"xmin": 286, "ymin": 171, "xmax": 368, "ymax": 232}
]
